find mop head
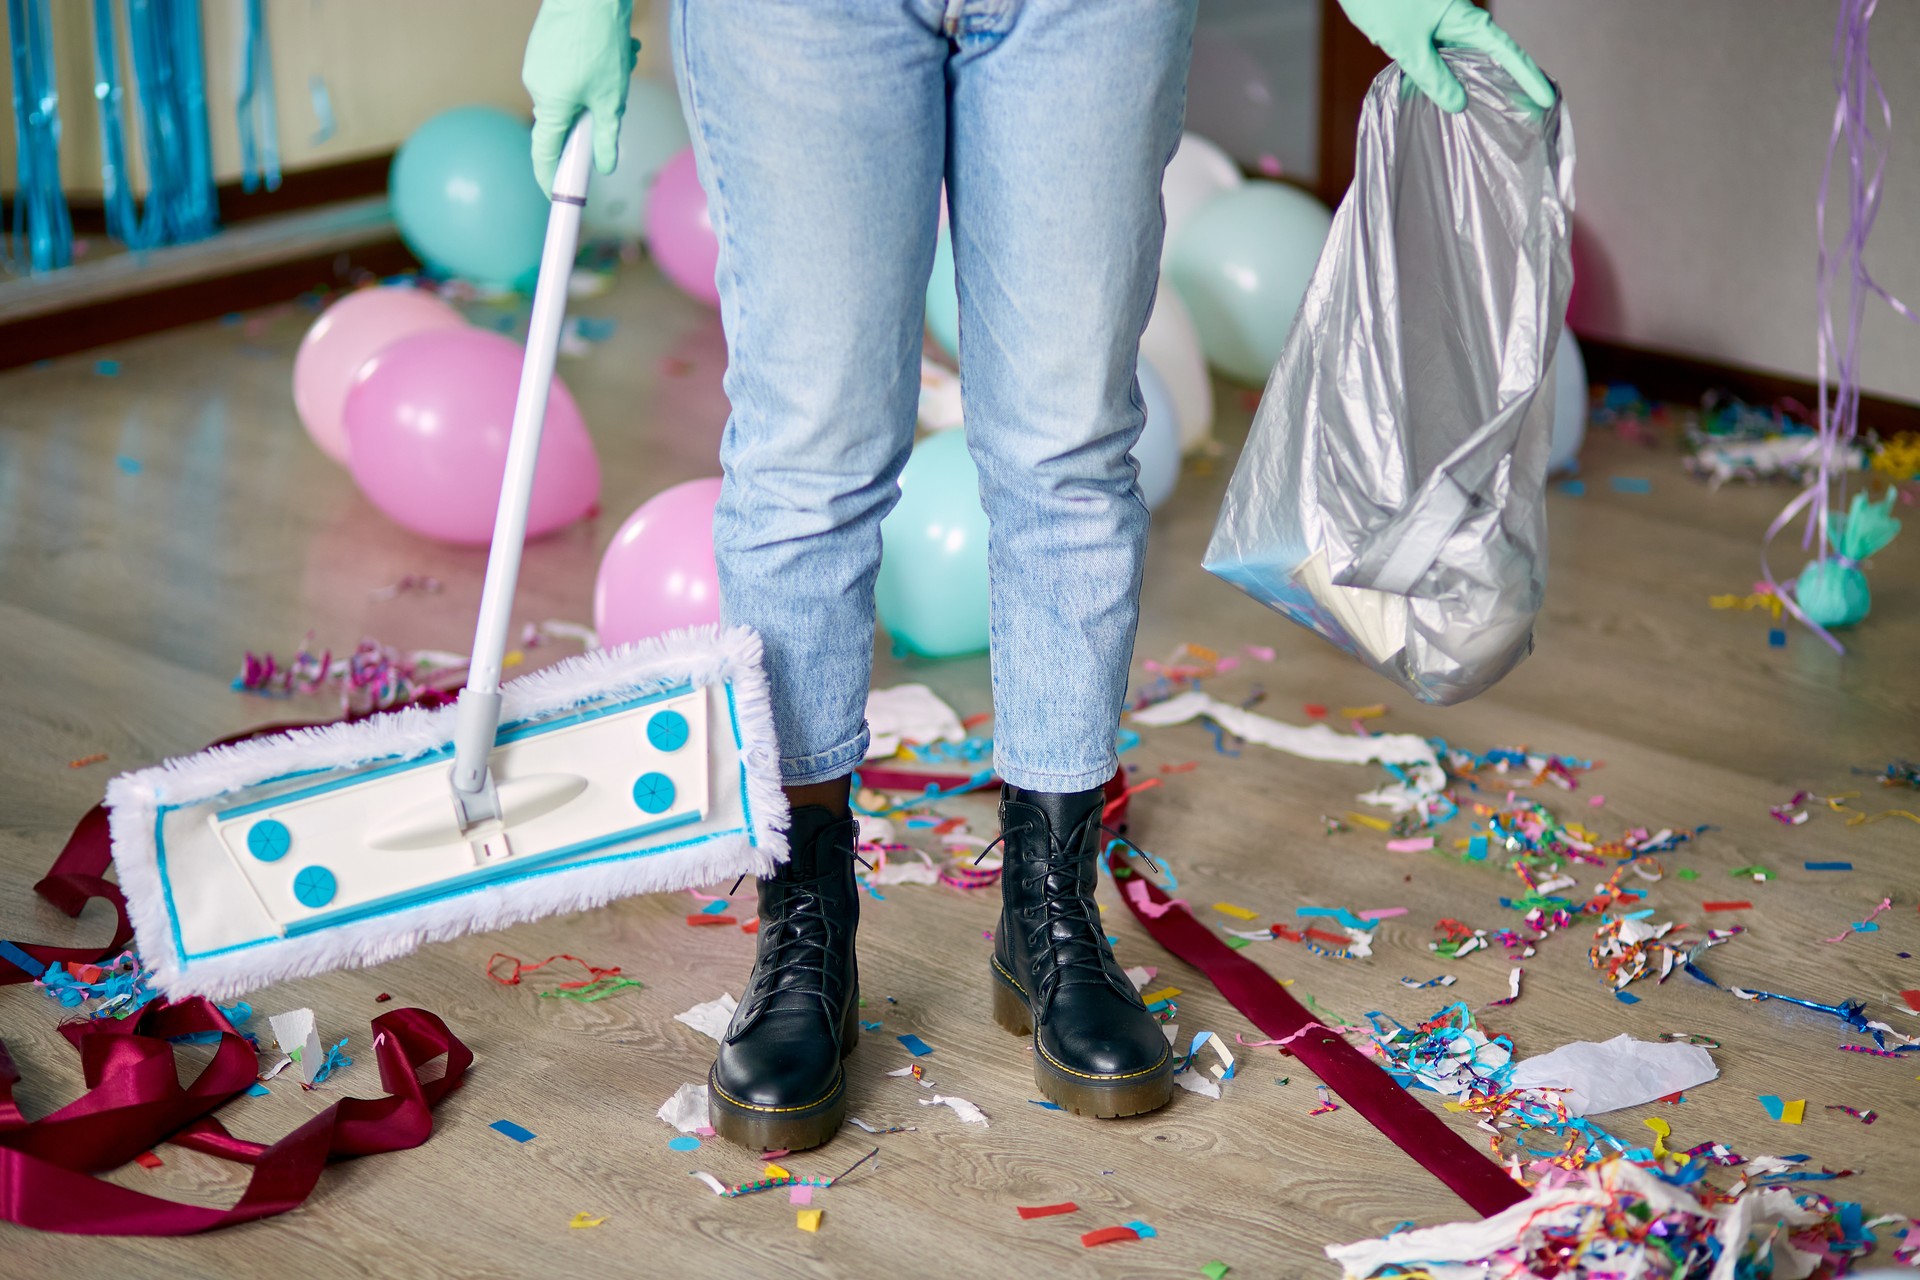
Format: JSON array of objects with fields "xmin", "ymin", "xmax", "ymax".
[{"xmin": 107, "ymin": 625, "xmax": 788, "ymax": 1001}]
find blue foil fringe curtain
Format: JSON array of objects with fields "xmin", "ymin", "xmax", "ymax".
[
  {"xmin": 235, "ymin": 0, "xmax": 280, "ymax": 192},
  {"xmin": 88, "ymin": 0, "xmax": 220, "ymax": 254},
  {"xmin": 7, "ymin": 0, "xmax": 74, "ymax": 272}
]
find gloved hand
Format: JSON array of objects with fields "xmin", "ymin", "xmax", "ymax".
[
  {"xmin": 522, "ymin": 0, "xmax": 640, "ymax": 195},
  {"xmin": 1335, "ymin": 0, "xmax": 1554, "ymax": 113}
]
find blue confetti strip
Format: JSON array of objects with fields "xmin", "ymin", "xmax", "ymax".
[
  {"xmin": 1803, "ymin": 861, "xmax": 1852, "ymax": 871},
  {"xmin": 490, "ymin": 1119, "xmax": 536, "ymax": 1143},
  {"xmin": 897, "ymin": 1034, "xmax": 933, "ymax": 1056}
]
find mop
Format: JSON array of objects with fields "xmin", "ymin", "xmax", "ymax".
[{"xmin": 105, "ymin": 120, "xmax": 787, "ymax": 1001}]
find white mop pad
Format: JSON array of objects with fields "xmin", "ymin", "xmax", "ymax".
[{"xmin": 107, "ymin": 625, "xmax": 787, "ymax": 1000}]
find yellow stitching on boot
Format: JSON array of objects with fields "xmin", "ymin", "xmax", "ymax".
[
  {"xmin": 708, "ymin": 1066, "xmax": 844, "ymax": 1115},
  {"xmin": 1035, "ymin": 1036, "xmax": 1172, "ymax": 1083},
  {"xmin": 991, "ymin": 955, "xmax": 1029, "ymax": 996}
]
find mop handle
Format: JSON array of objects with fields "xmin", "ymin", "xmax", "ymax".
[{"xmin": 450, "ymin": 117, "xmax": 594, "ymax": 800}]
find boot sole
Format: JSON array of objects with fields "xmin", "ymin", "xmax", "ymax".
[
  {"xmin": 707, "ymin": 990, "xmax": 862, "ymax": 1153},
  {"xmin": 991, "ymin": 966, "xmax": 1175, "ymax": 1119}
]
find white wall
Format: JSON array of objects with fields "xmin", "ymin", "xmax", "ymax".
[
  {"xmin": 4, "ymin": 1, "xmax": 657, "ymax": 194},
  {"xmin": 1498, "ymin": 0, "xmax": 1920, "ymax": 403}
]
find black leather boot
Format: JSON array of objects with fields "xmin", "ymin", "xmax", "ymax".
[
  {"xmin": 990, "ymin": 784, "xmax": 1174, "ymax": 1117},
  {"xmin": 708, "ymin": 804, "xmax": 860, "ymax": 1151}
]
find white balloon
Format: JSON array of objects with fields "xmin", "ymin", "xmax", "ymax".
[
  {"xmin": 1161, "ymin": 132, "xmax": 1243, "ymax": 270},
  {"xmin": 1548, "ymin": 327, "xmax": 1588, "ymax": 475},
  {"xmin": 1139, "ymin": 278, "xmax": 1213, "ymax": 452}
]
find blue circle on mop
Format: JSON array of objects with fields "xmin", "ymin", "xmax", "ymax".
[
  {"xmin": 247, "ymin": 819, "xmax": 292, "ymax": 863},
  {"xmin": 293, "ymin": 866, "xmax": 337, "ymax": 909},
  {"xmin": 647, "ymin": 709, "xmax": 690, "ymax": 753},
  {"xmin": 632, "ymin": 772, "xmax": 676, "ymax": 814}
]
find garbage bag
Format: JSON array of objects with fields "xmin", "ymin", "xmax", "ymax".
[{"xmin": 1203, "ymin": 51, "xmax": 1575, "ymax": 705}]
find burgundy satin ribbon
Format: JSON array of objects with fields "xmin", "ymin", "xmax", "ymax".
[
  {"xmin": 0, "ymin": 803, "xmax": 133, "ymax": 984},
  {"xmin": 0, "ymin": 998, "xmax": 470, "ymax": 1234},
  {"xmin": 1109, "ymin": 853, "xmax": 1528, "ymax": 1218}
]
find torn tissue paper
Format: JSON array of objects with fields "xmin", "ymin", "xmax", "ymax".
[
  {"xmin": 864, "ymin": 684, "xmax": 966, "ymax": 759},
  {"xmin": 657, "ymin": 1082, "xmax": 711, "ymax": 1133},
  {"xmin": 674, "ymin": 994, "xmax": 738, "ymax": 1042},
  {"xmin": 267, "ymin": 1008, "xmax": 324, "ymax": 1086},
  {"xmin": 1507, "ymin": 1034, "xmax": 1717, "ymax": 1116}
]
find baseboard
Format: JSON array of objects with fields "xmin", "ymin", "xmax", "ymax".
[
  {"xmin": 0, "ymin": 236, "xmax": 418, "ymax": 370},
  {"xmin": 65, "ymin": 152, "xmax": 397, "ymax": 235},
  {"xmin": 1577, "ymin": 333, "xmax": 1920, "ymax": 437}
]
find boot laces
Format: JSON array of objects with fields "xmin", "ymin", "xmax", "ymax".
[
  {"xmin": 1008, "ymin": 818, "xmax": 1115, "ymax": 1008},
  {"xmin": 744, "ymin": 884, "xmax": 846, "ymax": 1017}
]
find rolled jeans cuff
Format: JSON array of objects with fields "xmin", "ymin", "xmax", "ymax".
[
  {"xmin": 779, "ymin": 724, "xmax": 872, "ymax": 787},
  {"xmin": 993, "ymin": 753, "xmax": 1118, "ymax": 796}
]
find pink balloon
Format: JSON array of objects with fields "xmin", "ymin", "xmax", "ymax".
[
  {"xmin": 644, "ymin": 148, "xmax": 720, "ymax": 307},
  {"xmin": 343, "ymin": 328, "xmax": 601, "ymax": 545},
  {"xmin": 293, "ymin": 286, "xmax": 466, "ymax": 464},
  {"xmin": 594, "ymin": 477, "xmax": 723, "ymax": 646}
]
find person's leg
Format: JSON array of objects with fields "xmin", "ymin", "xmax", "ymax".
[
  {"xmin": 671, "ymin": 0, "xmax": 948, "ymax": 1150},
  {"xmin": 944, "ymin": 0, "xmax": 1196, "ymax": 1117}
]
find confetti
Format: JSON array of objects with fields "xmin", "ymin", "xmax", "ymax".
[
  {"xmin": 1386, "ymin": 836, "xmax": 1436, "ymax": 853},
  {"xmin": 490, "ymin": 1120, "xmax": 536, "ymax": 1143},
  {"xmin": 1610, "ymin": 476, "xmax": 1652, "ymax": 493},
  {"xmin": 668, "ymin": 1136, "xmax": 701, "ymax": 1152},
  {"xmin": 1824, "ymin": 1104, "xmax": 1878, "ymax": 1124},
  {"xmin": 919, "ymin": 1094, "xmax": 989, "ymax": 1126},
  {"xmin": 790, "ymin": 1185, "xmax": 813, "ymax": 1206},
  {"xmin": 66, "ymin": 753, "xmax": 108, "ymax": 768},
  {"xmin": 1127, "ymin": 1220, "xmax": 1159, "ymax": 1239},
  {"xmin": 488, "ymin": 952, "xmax": 642, "ymax": 1002},
  {"xmin": 1757, "ymin": 1095, "xmax": 1805, "ymax": 1124},
  {"xmin": 1017, "ymin": 1203, "xmax": 1080, "ymax": 1219},
  {"xmin": 1202, "ymin": 1263, "xmax": 1231, "ymax": 1280},
  {"xmin": 1700, "ymin": 901, "xmax": 1752, "ymax": 912},
  {"xmin": 133, "ymin": 1151, "xmax": 163, "ymax": 1169},
  {"xmin": 1802, "ymin": 860, "xmax": 1851, "ymax": 871},
  {"xmin": 897, "ymin": 1034, "xmax": 934, "ymax": 1056},
  {"xmin": 1081, "ymin": 1226, "xmax": 1142, "ymax": 1247},
  {"xmin": 568, "ymin": 1212, "xmax": 606, "ymax": 1229},
  {"xmin": 796, "ymin": 1209, "xmax": 823, "ymax": 1232},
  {"xmin": 1212, "ymin": 902, "xmax": 1259, "ymax": 920}
]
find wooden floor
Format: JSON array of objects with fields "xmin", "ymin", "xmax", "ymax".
[{"xmin": 2, "ymin": 263, "xmax": 1916, "ymax": 1278}]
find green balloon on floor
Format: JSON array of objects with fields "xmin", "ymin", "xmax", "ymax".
[
  {"xmin": 1166, "ymin": 180, "xmax": 1332, "ymax": 385},
  {"xmin": 876, "ymin": 430, "xmax": 990, "ymax": 658}
]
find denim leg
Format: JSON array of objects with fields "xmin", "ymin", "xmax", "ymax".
[
  {"xmin": 945, "ymin": 0, "xmax": 1196, "ymax": 792},
  {"xmin": 672, "ymin": 0, "xmax": 949, "ymax": 786}
]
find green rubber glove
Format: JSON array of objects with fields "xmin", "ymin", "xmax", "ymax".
[
  {"xmin": 522, "ymin": 0, "xmax": 639, "ymax": 196},
  {"xmin": 1336, "ymin": 0, "xmax": 1555, "ymax": 113}
]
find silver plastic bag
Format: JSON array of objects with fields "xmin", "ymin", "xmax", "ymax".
[{"xmin": 1204, "ymin": 52, "xmax": 1575, "ymax": 705}]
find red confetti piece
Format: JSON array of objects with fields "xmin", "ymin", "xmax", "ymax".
[
  {"xmin": 1081, "ymin": 1226, "xmax": 1141, "ymax": 1247},
  {"xmin": 1900, "ymin": 990, "xmax": 1920, "ymax": 1012},
  {"xmin": 1159, "ymin": 762, "xmax": 1198, "ymax": 774},
  {"xmin": 375, "ymin": 993, "xmax": 392, "ymax": 1003},
  {"xmin": 1701, "ymin": 901, "xmax": 1753, "ymax": 912},
  {"xmin": 1017, "ymin": 1202, "xmax": 1080, "ymax": 1219},
  {"xmin": 1304, "ymin": 927, "xmax": 1352, "ymax": 946},
  {"xmin": 1303, "ymin": 704, "xmax": 1329, "ymax": 719},
  {"xmin": 961, "ymin": 712, "xmax": 993, "ymax": 729},
  {"xmin": 686, "ymin": 914, "xmax": 738, "ymax": 927},
  {"xmin": 740, "ymin": 917, "xmax": 760, "ymax": 934},
  {"xmin": 133, "ymin": 1151, "xmax": 164, "ymax": 1169},
  {"xmin": 67, "ymin": 753, "xmax": 109, "ymax": 769}
]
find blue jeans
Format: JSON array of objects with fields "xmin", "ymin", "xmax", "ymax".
[{"xmin": 672, "ymin": 0, "xmax": 1195, "ymax": 792}]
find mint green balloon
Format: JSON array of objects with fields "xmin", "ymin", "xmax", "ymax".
[
  {"xmin": 584, "ymin": 78, "xmax": 691, "ymax": 241},
  {"xmin": 1166, "ymin": 180, "xmax": 1332, "ymax": 385},
  {"xmin": 924, "ymin": 223, "xmax": 960, "ymax": 359},
  {"xmin": 875, "ymin": 430, "xmax": 990, "ymax": 658},
  {"xmin": 391, "ymin": 106, "xmax": 549, "ymax": 291}
]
